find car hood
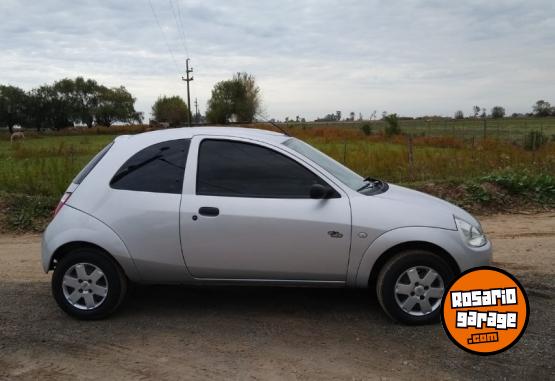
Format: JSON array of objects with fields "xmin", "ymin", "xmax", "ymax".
[{"xmin": 351, "ymin": 183, "xmax": 479, "ymax": 232}]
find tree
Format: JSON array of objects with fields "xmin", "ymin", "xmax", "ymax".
[
  {"xmin": 26, "ymin": 88, "xmax": 49, "ymax": 131},
  {"xmin": 28, "ymin": 84, "xmax": 72, "ymax": 130},
  {"xmin": 383, "ymin": 113, "xmax": 401, "ymax": 136},
  {"xmin": 70, "ymin": 77, "xmax": 101, "ymax": 127},
  {"xmin": 206, "ymin": 72, "xmax": 261, "ymax": 124},
  {"xmin": 152, "ymin": 95, "xmax": 189, "ymax": 126},
  {"xmin": 0, "ymin": 85, "xmax": 29, "ymax": 133},
  {"xmin": 95, "ymin": 86, "xmax": 140, "ymax": 127},
  {"xmin": 349, "ymin": 111, "xmax": 355, "ymax": 121},
  {"xmin": 472, "ymin": 105, "xmax": 481, "ymax": 118},
  {"xmin": 1, "ymin": 77, "xmax": 141, "ymax": 130},
  {"xmin": 491, "ymin": 106, "xmax": 505, "ymax": 119},
  {"xmin": 454, "ymin": 110, "xmax": 464, "ymax": 119},
  {"xmin": 315, "ymin": 112, "xmax": 341, "ymax": 122},
  {"xmin": 533, "ymin": 100, "xmax": 552, "ymax": 117}
]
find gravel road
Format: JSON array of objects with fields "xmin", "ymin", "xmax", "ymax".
[{"xmin": 0, "ymin": 212, "xmax": 553, "ymax": 380}]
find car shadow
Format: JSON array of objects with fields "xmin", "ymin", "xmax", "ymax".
[{"xmin": 121, "ymin": 284, "xmax": 385, "ymax": 322}]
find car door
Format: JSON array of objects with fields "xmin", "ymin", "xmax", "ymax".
[{"xmin": 179, "ymin": 136, "xmax": 352, "ymax": 282}]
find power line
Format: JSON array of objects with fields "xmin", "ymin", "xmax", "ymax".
[
  {"xmin": 147, "ymin": 0, "xmax": 179, "ymax": 70},
  {"xmin": 168, "ymin": 0, "xmax": 189, "ymax": 58},
  {"xmin": 175, "ymin": 0, "xmax": 190, "ymax": 58}
]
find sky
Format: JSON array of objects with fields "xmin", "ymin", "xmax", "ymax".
[{"xmin": 1, "ymin": 0, "xmax": 554, "ymax": 120}]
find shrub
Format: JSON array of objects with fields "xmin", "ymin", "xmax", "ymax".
[
  {"xmin": 481, "ymin": 170, "xmax": 555, "ymax": 202},
  {"xmin": 360, "ymin": 123, "xmax": 372, "ymax": 136},
  {"xmin": 383, "ymin": 114, "xmax": 401, "ymax": 136},
  {"xmin": 0, "ymin": 193, "xmax": 57, "ymax": 232}
]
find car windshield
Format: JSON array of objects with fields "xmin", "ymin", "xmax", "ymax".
[{"xmin": 283, "ymin": 138, "xmax": 366, "ymax": 191}]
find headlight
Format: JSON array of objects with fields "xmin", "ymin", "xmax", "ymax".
[{"xmin": 454, "ymin": 216, "xmax": 487, "ymax": 247}]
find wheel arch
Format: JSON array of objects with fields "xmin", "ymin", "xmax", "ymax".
[
  {"xmin": 41, "ymin": 206, "xmax": 141, "ymax": 281},
  {"xmin": 49, "ymin": 241, "xmax": 123, "ymax": 273},
  {"xmin": 366, "ymin": 241, "xmax": 460, "ymax": 290},
  {"xmin": 352, "ymin": 226, "xmax": 464, "ymax": 288}
]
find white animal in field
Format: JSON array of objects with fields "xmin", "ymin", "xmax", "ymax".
[{"xmin": 10, "ymin": 131, "xmax": 25, "ymax": 143}]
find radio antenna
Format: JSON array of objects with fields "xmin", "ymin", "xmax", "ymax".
[{"xmin": 257, "ymin": 118, "xmax": 291, "ymax": 137}]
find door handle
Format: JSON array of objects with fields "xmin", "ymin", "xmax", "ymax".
[
  {"xmin": 328, "ymin": 231, "xmax": 343, "ymax": 238},
  {"xmin": 198, "ymin": 207, "xmax": 219, "ymax": 217}
]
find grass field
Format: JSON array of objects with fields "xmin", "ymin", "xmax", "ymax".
[
  {"xmin": 1, "ymin": 124, "xmax": 554, "ymax": 196},
  {"xmin": 284, "ymin": 117, "xmax": 555, "ymax": 143},
  {"xmin": 0, "ymin": 123, "xmax": 554, "ymax": 231}
]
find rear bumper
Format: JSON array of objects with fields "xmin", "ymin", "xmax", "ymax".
[{"xmin": 41, "ymin": 228, "xmax": 51, "ymax": 272}]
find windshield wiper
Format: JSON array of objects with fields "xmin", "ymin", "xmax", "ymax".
[{"xmin": 357, "ymin": 177, "xmax": 385, "ymax": 192}]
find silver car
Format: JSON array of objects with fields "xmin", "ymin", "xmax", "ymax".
[{"xmin": 42, "ymin": 127, "xmax": 491, "ymax": 324}]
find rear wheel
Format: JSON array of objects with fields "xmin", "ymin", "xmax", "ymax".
[
  {"xmin": 52, "ymin": 248, "xmax": 127, "ymax": 320},
  {"xmin": 376, "ymin": 250, "xmax": 455, "ymax": 325}
]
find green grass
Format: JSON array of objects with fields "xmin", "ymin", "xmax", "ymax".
[
  {"xmin": 286, "ymin": 117, "xmax": 555, "ymax": 142},
  {"xmin": 0, "ymin": 135, "xmax": 114, "ymax": 196},
  {"xmin": 309, "ymin": 138, "xmax": 555, "ymax": 184},
  {"xmin": 0, "ymin": 131, "xmax": 554, "ymax": 198},
  {"xmin": 0, "ymin": 128, "xmax": 553, "ymax": 232}
]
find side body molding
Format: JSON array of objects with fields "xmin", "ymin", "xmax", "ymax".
[{"xmin": 41, "ymin": 205, "xmax": 141, "ymax": 282}]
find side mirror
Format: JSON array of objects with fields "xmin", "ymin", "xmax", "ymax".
[{"xmin": 310, "ymin": 184, "xmax": 333, "ymax": 199}]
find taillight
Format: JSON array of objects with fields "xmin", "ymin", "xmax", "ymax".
[{"xmin": 53, "ymin": 192, "xmax": 72, "ymax": 216}]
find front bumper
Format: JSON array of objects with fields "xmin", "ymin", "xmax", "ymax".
[{"xmin": 452, "ymin": 235, "xmax": 492, "ymax": 273}]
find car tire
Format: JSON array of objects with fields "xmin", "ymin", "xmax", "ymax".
[
  {"xmin": 376, "ymin": 250, "xmax": 455, "ymax": 325},
  {"xmin": 52, "ymin": 247, "xmax": 127, "ymax": 320}
]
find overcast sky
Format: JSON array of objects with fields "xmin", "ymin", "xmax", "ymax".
[{"xmin": 1, "ymin": 0, "xmax": 554, "ymax": 120}]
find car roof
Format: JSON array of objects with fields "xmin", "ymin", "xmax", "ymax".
[{"xmin": 123, "ymin": 126, "xmax": 289, "ymax": 144}]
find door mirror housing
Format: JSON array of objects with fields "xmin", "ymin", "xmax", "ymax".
[{"xmin": 310, "ymin": 184, "xmax": 335, "ymax": 199}]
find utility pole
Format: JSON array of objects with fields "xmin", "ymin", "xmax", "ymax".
[
  {"xmin": 194, "ymin": 98, "xmax": 199, "ymax": 124},
  {"xmin": 181, "ymin": 58, "xmax": 193, "ymax": 126}
]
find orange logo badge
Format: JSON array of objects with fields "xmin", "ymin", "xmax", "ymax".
[{"xmin": 441, "ymin": 267, "xmax": 529, "ymax": 355}]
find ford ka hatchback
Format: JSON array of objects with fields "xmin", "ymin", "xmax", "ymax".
[{"xmin": 42, "ymin": 127, "xmax": 491, "ymax": 324}]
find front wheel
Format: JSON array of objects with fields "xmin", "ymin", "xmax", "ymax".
[
  {"xmin": 52, "ymin": 248, "xmax": 127, "ymax": 320},
  {"xmin": 376, "ymin": 250, "xmax": 455, "ymax": 325}
]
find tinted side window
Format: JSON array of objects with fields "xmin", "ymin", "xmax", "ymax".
[
  {"xmin": 110, "ymin": 139, "xmax": 190, "ymax": 194},
  {"xmin": 197, "ymin": 140, "xmax": 328, "ymax": 198},
  {"xmin": 74, "ymin": 141, "xmax": 114, "ymax": 184}
]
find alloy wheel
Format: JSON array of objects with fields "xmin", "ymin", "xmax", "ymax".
[
  {"xmin": 62, "ymin": 263, "xmax": 109, "ymax": 310},
  {"xmin": 394, "ymin": 266, "xmax": 444, "ymax": 316}
]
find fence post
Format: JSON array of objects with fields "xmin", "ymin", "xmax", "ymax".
[
  {"xmin": 407, "ymin": 134, "xmax": 414, "ymax": 181},
  {"xmin": 343, "ymin": 140, "xmax": 347, "ymax": 164},
  {"xmin": 69, "ymin": 146, "xmax": 75, "ymax": 167}
]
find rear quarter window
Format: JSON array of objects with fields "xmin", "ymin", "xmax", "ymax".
[
  {"xmin": 110, "ymin": 139, "xmax": 190, "ymax": 194},
  {"xmin": 73, "ymin": 141, "xmax": 114, "ymax": 184}
]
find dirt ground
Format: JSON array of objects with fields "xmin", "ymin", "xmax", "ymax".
[{"xmin": 0, "ymin": 213, "xmax": 553, "ymax": 380}]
